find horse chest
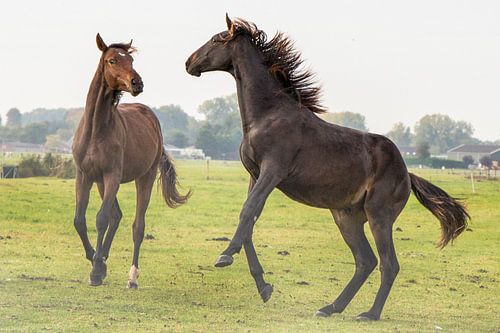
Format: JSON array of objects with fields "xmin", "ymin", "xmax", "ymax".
[{"xmin": 76, "ymin": 143, "xmax": 124, "ymax": 177}]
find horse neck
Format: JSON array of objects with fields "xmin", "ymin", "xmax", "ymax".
[
  {"xmin": 82, "ymin": 60, "xmax": 118, "ymax": 142},
  {"xmin": 232, "ymin": 42, "xmax": 288, "ymax": 132}
]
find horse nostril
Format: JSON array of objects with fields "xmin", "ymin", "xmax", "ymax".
[{"xmin": 131, "ymin": 78, "xmax": 137, "ymax": 86}]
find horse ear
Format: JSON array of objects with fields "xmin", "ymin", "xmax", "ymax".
[
  {"xmin": 125, "ymin": 39, "xmax": 133, "ymax": 51},
  {"xmin": 96, "ymin": 33, "xmax": 107, "ymax": 52},
  {"xmin": 226, "ymin": 13, "xmax": 233, "ymax": 32}
]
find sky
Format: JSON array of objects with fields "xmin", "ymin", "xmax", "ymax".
[{"xmin": 0, "ymin": 0, "xmax": 499, "ymax": 141}]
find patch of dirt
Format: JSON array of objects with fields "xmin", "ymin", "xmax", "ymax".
[
  {"xmin": 296, "ymin": 281, "xmax": 310, "ymax": 286},
  {"xmin": 208, "ymin": 237, "xmax": 231, "ymax": 242},
  {"xmin": 395, "ymin": 227, "xmax": 403, "ymax": 232},
  {"xmin": 277, "ymin": 250, "xmax": 290, "ymax": 256},
  {"xmin": 145, "ymin": 234, "xmax": 155, "ymax": 240},
  {"xmin": 18, "ymin": 274, "xmax": 55, "ymax": 282}
]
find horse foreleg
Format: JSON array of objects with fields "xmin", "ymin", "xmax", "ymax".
[
  {"xmin": 73, "ymin": 171, "xmax": 94, "ymax": 263},
  {"xmin": 237, "ymin": 177, "xmax": 273, "ymax": 302},
  {"xmin": 215, "ymin": 167, "xmax": 283, "ymax": 267},
  {"xmin": 89, "ymin": 174, "xmax": 120, "ymax": 286},
  {"xmin": 96, "ymin": 183, "xmax": 123, "ymax": 260}
]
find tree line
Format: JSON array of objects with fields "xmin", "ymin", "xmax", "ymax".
[
  {"xmin": 1, "ymin": 97, "xmax": 497, "ymax": 160},
  {"xmin": 321, "ymin": 112, "xmax": 498, "ymax": 155}
]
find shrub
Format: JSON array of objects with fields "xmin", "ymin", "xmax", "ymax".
[
  {"xmin": 54, "ymin": 158, "xmax": 76, "ymax": 179},
  {"xmin": 18, "ymin": 155, "xmax": 49, "ymax": 177},
  {"xmin": 17, "ymin": 153, "xmax": 76, "ymax": 178}
]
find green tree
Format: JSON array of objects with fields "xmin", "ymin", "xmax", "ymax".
[
  {"xmin": 195, "ymin": 94, "xmax": 242, "ymax": 159},
  {"xmin": 155, "ymin": 105, "xmax": 189, "ymax": 132},
  {"xmin": 153, "ymin": 104, "xmax": 200, "ymax": 145},
  {"xmin": 462, "ymin": 155, "xmax": 474, "ymax": 166},
  {"xmin": 6, "ymin": 108, "xmax": 22, "ymax": 128},
  {"xmin": 479, "ymin": 155, "xmax": 493, "ymax": 170},
  {"xmin": 198, "ymin": 94, "xmax": 239, "ymax": 127},
  {"xmin": 413, "ymin": 114, "xmax": 474, "ymax": 154},
  {"xmin": 165, "ymin": 129, "xmax": 189, "ymax": 148},
  {"xmin": 196, "ymin": 124, "xmax": 219, "ymax": 158},
  {"xmin": 386, "ymin": 122, "xmax": 412, "ymax": 146},
  {"xmin": 416, "ymin": 141, "xmax": 431, "ymax": 159},
  {"xmin": 321, "ymin": 111, "xmax": 368, "ymax": 131},
  {"xmin": 19, "ymin": 123, "xmax": 49, "ymax": 144}
]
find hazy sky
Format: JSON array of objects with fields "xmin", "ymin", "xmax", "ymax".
[{"xmin": 1, "ymin": 1, "xmax": 499, "ymax": 140}]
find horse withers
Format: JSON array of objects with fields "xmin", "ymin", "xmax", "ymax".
[
  {"xmin": 72, "ymin": 34, "xmax": 190, "ymax": 289},
  {"xmin": 186, "ymin": 15, "xmax": 469, "ymax": 320}
]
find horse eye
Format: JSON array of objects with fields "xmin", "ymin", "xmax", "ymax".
[
  {"xmin": 211, "ymin": 37, "xmax": 217, "ymax": 43},
  {"xmin": 108, "ymin": 59, "xmax": 116, "ymax": 64}
]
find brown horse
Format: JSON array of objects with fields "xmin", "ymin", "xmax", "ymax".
[
  {"xmin": 186, "ymin": 16, "xmax": 469, "ymax": 320},
  {"xmin": 72, "ymin": 34, "xmax": 190, "ymax": 288}
]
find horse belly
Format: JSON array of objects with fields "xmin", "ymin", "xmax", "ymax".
[{"xmin": 277, "ymin": 179, "xmax": 367, "ymax": 210}]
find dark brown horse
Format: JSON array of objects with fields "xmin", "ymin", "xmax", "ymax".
[
  {"xmin": 72, "ymin": 34, "xmax": 190, "ymax": 288},
  {"xmin": 186, "ymin": 16, "xmax": 469, "ymax": 320}
]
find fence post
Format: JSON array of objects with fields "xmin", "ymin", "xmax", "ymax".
[{"xmin": 470, "ymin": 172, "xmax": 475, "ymax": 194}]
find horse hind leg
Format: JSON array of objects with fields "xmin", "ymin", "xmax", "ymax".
[
  {"xmin": 316, "ymin": 207, "xmax": 377, "ymax": 317},
  {"xmin": 354, "ymin": 211, "xmax": 400, "ymax": 321},
  {"xmin": 357, "ymin": 180, "xmax": 409, "ymax": 320},
  {"xmin": 73, "ymin": 171, "xmax": 95, "ymax": 262},
  {"xmin": 127, "ymin": 170, "xmax": 156, "ymax": 289}
]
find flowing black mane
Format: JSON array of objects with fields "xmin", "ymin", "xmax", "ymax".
[{"xmin": 230, "ymin": 19, "xmax": 326, "ymax": 114}]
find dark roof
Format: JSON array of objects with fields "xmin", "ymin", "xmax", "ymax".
[
  {"xmin": 398, "ymin": 146, "xmax": 417, "ymax": 154},
  {"xmin": 447, "ymin": 144, "xmax": 500, "ymax": 154}
]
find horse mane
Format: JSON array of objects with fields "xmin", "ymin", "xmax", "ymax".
[
  {"xmin": 230, "ymin": 18, "xmax": 326, "ymax": 113},
  {"xmin": 108, "ymin": 43, "xmax": 137, "ymax": 54}
]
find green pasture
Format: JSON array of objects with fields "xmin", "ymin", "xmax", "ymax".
[{"xmin": 0, "ymin": 160, "xmax": 498, "ymax": 332}]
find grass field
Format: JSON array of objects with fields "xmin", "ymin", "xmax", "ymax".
[{"xmin": 0, "ymin": 160, "xmax": 499, "ymax": 332}]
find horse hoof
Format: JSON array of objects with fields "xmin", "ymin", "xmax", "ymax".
[
  {"xmin": 315, "ymin": 304, "xmax": 335, "ymax": 317},
  {"xmin": 314, "ymin": 310, "xmax": 330, "ymax": 317},
  {"xmin": 355, "ymin": 312, "xmax": 379, "ymax": 321},
  {"xmin": 214, "ymin": 254, "xmax": 233, "ymax": 267},
  {"xmin": 127, "ymin": 281, "xmax": 139, "ymax": 289},
  {"xmin": 259, "ymin": 284, "xmax": 273, "ymax": 303}
]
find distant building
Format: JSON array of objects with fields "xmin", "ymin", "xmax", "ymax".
[
  {"xmin": 0, "ymin": 141, "xmax": 45, "ymax": 153},
  {"xmin": 164, "ymin": 144, "xmax": 205, "ymax": 160},
  {"xmin": 398, "ymin": 146, "xmax": 417, "ymax": 156},
  {"xmin": 447, "ymin": 144, "xmax": 500, "ymax": 164}
]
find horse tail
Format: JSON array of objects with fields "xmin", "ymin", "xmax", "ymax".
[
  {"xmin": 409, "ymin": 173, "xmax": 470, "ymax": 248},
  {"xmin": 159, "ymin": 149, "xmax": 191, "ymax": 208}
]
